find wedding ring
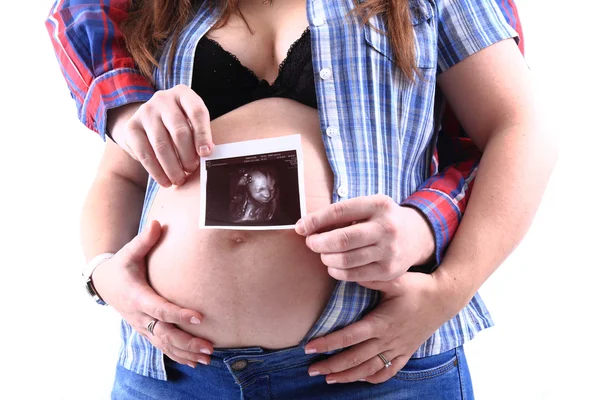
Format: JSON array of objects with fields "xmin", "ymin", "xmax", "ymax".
[
  {"xmin": 377, "ymin": 353, "xmax": 392, "ymax": 369},
  {"xmin": 147, "ymin": 319, "xmax": 158, "ymax": 336}
]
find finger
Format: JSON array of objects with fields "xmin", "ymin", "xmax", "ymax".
[
  {"xmin": 357, "ymin": 279, "xmax": 401, "ymax": 293},
  {"xmin": 135, "ymin": 285, "xmax": 204, "ymax": 326},
  {"xmin": 150, "ymin": 320, "xmax": 212, "ymax": 365},
  {"xmin": 138, "ymin": 325, "xmax": 203, "ymax": 368},
  {"xmin": 296, "ymin": 195, "xmax": 389, "ymax": 236},
  {"xmin": 176, "ymin": 85, "xmax": 212, "ymax": 156},
  {"xmin": 156, "ymin": 321, "xmax": 214, "ymax": 355},
  {"xmin": 324, "ymin": 353, "xmax": 392, "ymax": 384},
  {"xmin": 307, "ymin": 338, "xmax": 380, "ymax": 377},
  {"xmin": 363, "ymin": 354, "xmax": 410, "ymax": 384},
  {"xmin": 160, "ymin": 103, "xmax": 199, "ymax": 174},
  {"xmin": 120, "ymin": 220, "xmax": 162, "ymax": 261},
  {"xmin": 305, "ymin": 222, "xmax": 383, "ymax": 254},
  {"xmin": 304, "ymin": 319, "xmax": 376, "ymax": 354},
  {"xmin": 126, "ymin": 120, "xmax": 171, "ymax": 187},
  {"xmin": 166, "ymin": 354, "xmax": 198, "ymax": 369},
  {"xmin": 143, "ymin": 114, "xmax": 186, "ymax": 185},
  {"xmin": 319, "ymin": 245, "xmax": 382, "ymax": 270},
  {"xmin": 329, "ymin": 263, "xmax": 396, "ymax": 282}
]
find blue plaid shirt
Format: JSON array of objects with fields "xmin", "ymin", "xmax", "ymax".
[{"xmin": 110, "ymin": 0, "xmax": 518, "ymax": 380}]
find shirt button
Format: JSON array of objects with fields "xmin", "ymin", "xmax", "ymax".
[
  {"xmin": 319, "ymin": 68, "xmax": 333, "ymax": 80},
  {"xmin": 231, "ymin": 360, "xmax": 248, "ymax": 371},
  {"xmin": 313, "ymin": 17, "xmax": 325, "ymax": 26},
  {"xmin": 337, "ymin": 185, "xmax": 348, "ymax": 198},
  {"xmin": 325, "ymin": 126, "xmax": 339, "ymax": 137}
]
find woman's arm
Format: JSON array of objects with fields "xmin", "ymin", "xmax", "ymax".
[
  {"xmin": 434, "ymin": 37, "xmax": 557, "ymax": 307},
  {"xmin": 80, "ymin": 139, "xmax": 214, "ymax": 366},
  {"xmin": 81, "ymin": 136, "xmax": 147, "ymax": 261},
  {"xmin": 403, "ymin": 0, "xmax": 526, "ymax": 269},
  {"xmin": 297, "ymin": 39, "xmax": 556, "ymax": 386}
]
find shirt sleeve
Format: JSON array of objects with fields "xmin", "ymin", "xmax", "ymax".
[
  {"xmin": 402, "ymin": 0, "xmax": 522, "ymax": 266},
  {"xmin": 45, "ymin": 0, "xmax": 156, "ymax": 140}
]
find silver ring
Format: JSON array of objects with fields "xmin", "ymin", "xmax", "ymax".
[
  {"xmin": 146, "ymin": 319, "xmax": 158, "ymax": 336},
  {"xmin": 377, "ymin": 353, "xmax": 392, "ymax": 369}
]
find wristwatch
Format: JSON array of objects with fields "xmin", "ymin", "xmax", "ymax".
[{"xmin": 82, "ymin": 252, "xmax": 115, "ymax": 306}]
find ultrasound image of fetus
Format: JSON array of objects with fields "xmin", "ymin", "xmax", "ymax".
[{"xmin": 229, "ymin": 167, "xmax": 279, "ymax": 223}]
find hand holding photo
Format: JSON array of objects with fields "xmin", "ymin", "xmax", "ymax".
[{"xmin": 199, "ymin": 135, "xmax": 306, "ymax": 229}]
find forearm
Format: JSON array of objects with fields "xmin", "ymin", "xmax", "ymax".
[
  {"xmin": 81, "ymin": 128, "xmax": 149, "ymax": 262},
  {"xmin": 81, "ymin": 172, "xmax": 146, "ymax": 262},
  {"xmin": 434, "ymin": 122, "xmax": 556, "ymax": 309}
]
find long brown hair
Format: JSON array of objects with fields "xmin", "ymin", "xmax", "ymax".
[{"xmin": 121, "ymin": 0, "xmax": 416, "ymax": 82}]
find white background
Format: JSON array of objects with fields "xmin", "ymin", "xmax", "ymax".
[{"xmin": 1, "ymin": 1, "xmax": 598, "ymax": 398}]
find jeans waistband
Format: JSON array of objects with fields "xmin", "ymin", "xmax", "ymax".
[{"xmin": 209, "ymin": 344, "xmax": 325, "ymax": 384}]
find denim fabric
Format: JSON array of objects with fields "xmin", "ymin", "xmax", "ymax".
[{"xmin": 112, "ymin": 345, "xmax": 473, "ymax": 399}]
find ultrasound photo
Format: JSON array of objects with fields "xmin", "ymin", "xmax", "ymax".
[{"xmin": 199, "ymin": 135, "xmax": 306, "ymax": 229}]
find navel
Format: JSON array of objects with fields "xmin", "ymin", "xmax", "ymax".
[{"xmin": 228, "ymin": 232, "xmax": 248, "ymax": 245}]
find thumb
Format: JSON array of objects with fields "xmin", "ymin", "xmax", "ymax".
[
  {"xmin": 121, "ymin": 220, "xmax": 162, "ymax": 261},
  {"xmin": 358, "ymin": 279, "xmax": 403, "ymax": 295}
]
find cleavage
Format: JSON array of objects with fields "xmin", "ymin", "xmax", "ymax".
[
  {"xmin": 205, "ymin": 11, "xmax": 310, "ymax": 84},
  {"xmin": 204, "ymin": 27, "xmax": 310, "ymax": 86}
]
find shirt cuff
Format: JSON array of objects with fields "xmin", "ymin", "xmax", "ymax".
[
  {"xmin": 402, "ymin": 189, "xmax": 462, "ymax": 266},
  {"xmin": 82, "ymin": 68, "xmax": 155, "ymax": 140}
]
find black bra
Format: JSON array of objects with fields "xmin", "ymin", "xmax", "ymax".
[{"xmin": 191, "ymin": 27, "xmax": 317, "ymax": 120}]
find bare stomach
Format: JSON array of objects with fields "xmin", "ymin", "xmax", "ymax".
[{"xmin": 146, "ymin": 98, "xmax": 336, "ymax": 349}]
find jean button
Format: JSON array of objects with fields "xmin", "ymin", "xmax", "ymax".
[{"xmin": 231, "ymin": 360, "xmax": 248, "ymax": 371}]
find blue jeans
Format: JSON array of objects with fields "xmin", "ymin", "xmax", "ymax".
[{"xmin": 112, "ymin": 344, "xmax": 473, "ymax": 399}]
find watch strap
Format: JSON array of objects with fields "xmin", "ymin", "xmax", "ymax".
[{"xmin": 83, "ymin": 252, "xmax": 115, "ymax": 306}]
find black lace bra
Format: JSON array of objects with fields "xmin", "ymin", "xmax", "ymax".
[{"xmin": 191, "ymin": 27, "xmax": 317, "ymax": 120}]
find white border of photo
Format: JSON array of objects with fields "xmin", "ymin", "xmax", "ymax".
[{"xmin": 199, "ymin": 134, "xmax": 307, "ymax": 230}]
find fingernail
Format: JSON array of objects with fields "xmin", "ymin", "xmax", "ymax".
[
  {"xmin": 326, "ymin": 378, "xmax": 337, "ymax": 384},
  {"xmin": 308, "ymin": 370, "xmax": 320, "ymax": 377},
  {"xmin": 199, "ymin": 145, "xmax": 210, "ymax": 156},
  {"xmin": 358, "ymin": 379, "xmax": 366, "ymax": 382},
  {"xmin": 295, "ymin": 220, "xmax": 306, "ymax": 235},
  {"xmin": 187, "ymin": 362, "xmax": 196, "ymax": 369},
  {"xmin": 190, "ymin": 317, "xmax": 202, "ymax": 325},
  {"xmin": 198, "ymin": 359, "xmax": 209, "ymax": 366},
  {"xmin": 200, "ymin": 348, "xmax": 212, "ymax": 355},
  {"xmin": 304, "ymin": 347, "xmax": 316, "ymax": 354}
]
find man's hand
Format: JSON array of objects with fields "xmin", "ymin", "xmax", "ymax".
[
  {"xmin": 303, "ymin": 273, "xmax": 461, "ymax": 384},
  {"xmin": 109, "ymin": 85, "xmax": 213, "ymax": 188},
  {"xmin": 295, "ymin": 194, "xmax": 435, "ymax": 282},
  {"xmin": 92, "ymin": 220, "xmax": 213, "ymax": 368}
]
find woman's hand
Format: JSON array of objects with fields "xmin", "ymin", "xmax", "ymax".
[
  {"xmin": 303, "ymin": 273, "xmax": 463, "ymax": 384},
  {"xmin": 109, "ymin": 85, "xmax": 213, "ymax": 188},
  {"xmin": 295, "ymin": 194, "xmax": 435, "ymax": 282},
  {"xmin": 92, "ymin": 220, "xmax": 213, "ymax": 368}
]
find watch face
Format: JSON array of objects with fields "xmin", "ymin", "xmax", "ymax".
[
  {"xmin": 85, "ymin": 280, "xmax": 95, "ymax": 297},
  {"xmin": 84, "ymin": 279, "xmax": 106, "ymax": 305}
]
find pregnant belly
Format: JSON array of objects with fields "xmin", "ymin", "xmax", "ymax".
[{"xmin": 146, "ymin": 98, "xmax": 336, "ymax": 348}]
